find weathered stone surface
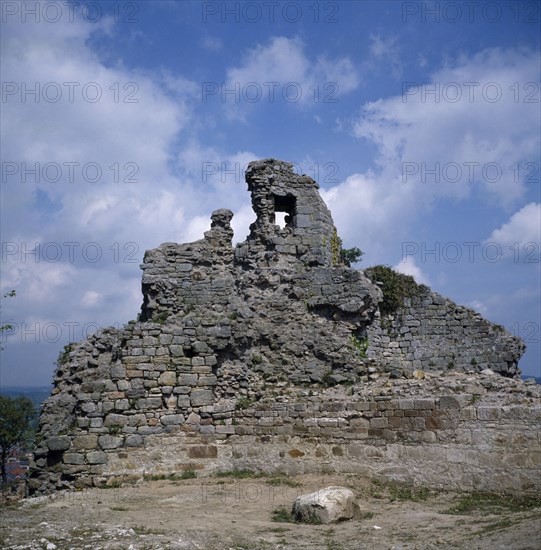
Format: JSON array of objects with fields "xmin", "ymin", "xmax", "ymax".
[
  {"xmin": 188, "ymin": 446, "xmax": 217, "ymax": 459},
  {"xmin": 191, "ymin": 390, "xmax": 214, "ymax": 407},
  {"xmin": 125, "ymin": 434, "xmax": 144, "ymax": 447},
  {"xmin": 63, "ymin": 453, "xmax": 85, "ymax": 465},
  {"xmin": 86, "ymin": 451, "xmax": 108, "ymax": 464},
  {"xmin": 72, "ymin": 435, "xmax": 99, "ymax": 450},
  {"xmin": 46, "ymin": 437, "xmax": 71, "ymax": 451},
  {"xmin": 366, "ymin": 286, "xmax": 524, "ymax": 378},
  {"xmin": 28, "ymin": 159, "xmax": 532, "ymax": 497},
  {"xmin": 98, "ymin": 435, "xmax": 123, "ymax": 450},
  {"xmin": 292, "ymin": 486, "xmax": 359, "ymax": 524}
]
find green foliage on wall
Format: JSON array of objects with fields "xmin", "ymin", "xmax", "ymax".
[{"xmin": 365, "ymin": 265, "xmax": 428, "ymax": 316}]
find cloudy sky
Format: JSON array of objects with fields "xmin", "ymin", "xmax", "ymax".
[{"xmin": 1, "ymin": 0, "xmax": 539, "ymax": 385}]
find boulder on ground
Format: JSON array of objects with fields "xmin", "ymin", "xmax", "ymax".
[{"xmin": 291, "ymin": 486, "xmax": 359, "ymax": 524}]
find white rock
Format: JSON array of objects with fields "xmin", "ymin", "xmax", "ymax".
[{"xmin": 291, "ymin": 486, "xmax": 359, "ymax": 524}]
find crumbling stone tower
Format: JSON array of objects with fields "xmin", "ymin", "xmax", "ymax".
[{"xmin": 28, "ymin": 159, "xmax": 527, "ymax": 495}]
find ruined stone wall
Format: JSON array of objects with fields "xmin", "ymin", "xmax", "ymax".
[
  {"xmin": 30, "ymin": 339, "xmax": 541, "ymax": 496},
  {"xmin": 367, "ymin": 289, "xmax": 525, "ymax": 378},
  {"xmin": 28, "ymin": 158, "xmax": 531, "ymax": 497}
]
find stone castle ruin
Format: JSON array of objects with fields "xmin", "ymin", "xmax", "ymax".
[{"xmin": 29, "ymin": 159, "xmax": 539, "ymax": 496}]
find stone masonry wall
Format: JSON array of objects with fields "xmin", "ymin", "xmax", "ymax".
[
  {"xmin": 28, "ymin": 158, "xmax": 532, "ymax": 497},
  {"xmin": 30, "ymin": 345, "xmax": 540, "ymax": 496},
  {"xmin": 367, "ymin": 289, "xmax": 525, "ymax": 378}
]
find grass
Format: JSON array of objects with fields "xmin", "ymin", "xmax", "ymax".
[
  {"xmin": 235, "ymin": 396, "xmax": 255, "ymax": 410},
  {"xmin": 388, "ymin": 484, "xmax": 431, "ymax": 502},
  {"xmin": 264, "ymin": 527, "xmax": 290, "ymax": 533},
  {"xmin": 266, "ymin": 476, "xmax": 301, "ymax": 488},
  {"xmin": 143, "ymin": 470, "xmax": 197, "ymax": 481},
  {"xmin": 444, "ymin": 492, "xmax": 541, "ymax": 515},
  {"xmin": 271, "ymin": 505, "xmax": 294, "ymax": 523},
  {"xmin": 102, "ymin": 479, "xmax": 123, "ymax": 489},
  {"xmin": 214, "ymin": 469, "xmax": 265, "ymax": 479},
  {"xmin": 367, "ymin": 480, "xmax": 431, "ymax": 502},
  {"xmin": 271, "ymin": 505, "xmax": 324, "ymax": 525}
]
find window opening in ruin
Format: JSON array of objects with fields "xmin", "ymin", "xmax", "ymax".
[
  {"xmin": 275, "ymin": 212, "xmax": 288, "ymax": 229},
  {"xmin": 273, "ymin": 194, "xmax": 296, "ymax": 229}
]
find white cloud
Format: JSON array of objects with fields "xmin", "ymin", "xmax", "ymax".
[
  {"xmin": 393, "ymin": 256, "xmax": 431, "ymax": 286},
  {"xmin": 486, "ymin": 203, "xmax": 540, "ymax": 248},
  {"xmin": 354, "ymin": 47, "xmax": 539, "ymax": 206},
  {"xmin": 81, "ymin": 291, "xmax": 102, "ymax": 308},
  {"xmin": 201, "ymin": 35, "xmax": 223, "ymax": 52},
  {"xmin": 224, "ymin": 36, "xmax": 359, "ymax": 113},
  {"xmin": 323, "ymin": 47, "xmax": 540, "ymax": 254},
  {"xmin": 468, "ymin": 299, "xmax": 488, "ymax": 316},
  {"xmin": 0, "ymin": 13, "xmax": 261, "ymax": 339},
  {"xmin": 368, "ymin": 34, "xmax": 402, "ymax": 78}
]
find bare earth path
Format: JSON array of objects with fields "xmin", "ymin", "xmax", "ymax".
[{"xmin": 1, "ymin": 474, "xmax": 540, "ymax": 549}]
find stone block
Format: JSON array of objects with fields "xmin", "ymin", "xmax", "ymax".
[
  {"xmin": 191, "ymin": 390, "xmax": 214, "ymax": 407},
  {"xmin": 178, "ymin": 374, "xmax": 198, "ymax": 386},
  {"xmin": 439, "ymin": 396, "xmax": 461, "ymax": 409},
  {"xmin": 86, "ymin": 450, "xmax": 108, "ymax": 465},
  {"xmin": 104, "ymin": 414, "xmax": 129, "ymax": 427},
  {"xmin": 47, "ymin": 436, "xmax": 71, "ymax": 451},
  {"xmin": 161, "ymin": 414, "xmax": 185, "ymax": 425},
  {"xmin": 197, "ymin": 375, "xmax": 218, "ymax": 386},
  {"xmin": 170, "ymin": 345, "xmax": 184, "ymax": 357},
  {"xmin": 110, "ymin": 365, "xmax": 126, "ymax": 380},
  {"xmin": 477, "ymin": 407, "xmax": 501, "ymax": 421},
  {"xmin": 398, "ymin": 399, "xmax": 414, "ymax": 410},
  {"xmin": 215, "ymin": 425, "xmax": 235, "ymax": 434},
  {"xmin": 125, "ymin": 434, "xmax": 144, "ymax": 447},
  {"xmin": 370, "ymin": 417, "xmax": 388, "ymax": 429},
  {"xmin": 63, "ymin": 452, "xmax": 85, "ymax": 465},
  {"xmin": 158, "ymin": 371, "xmax": 177, "ymax": 385},
  {"xmin": 177, "ymin": 395, "xmax": 191, "ymax": 408},
  {"xmin": 414, "ymin": 399, "xmax": 435, "ymax": 410},
  {"xmin": 188, "ymin": 445, "xmax": 217, "ymax": 459},
  {"xmin": 98, "ymin": 435, "xmax": 123, "ymax": 450},
  {"xmin": 72, "ymin": 435, "xmax": 99, "ymax": 450},
  {"xmin": 136, "ymin": 397, "xmax": 162, "ymax": 409},
  {"xmin": 114, "ymin": 399, "xmax": 130, "ymax": 411}
]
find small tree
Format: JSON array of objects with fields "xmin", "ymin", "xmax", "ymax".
[
  {"xmin": 341, "ymin": 247, "xmax": 364, "ymax": 267},
  {"xmin": 0, "ymin": 396, "xmax": 35, "ymax": 486}
]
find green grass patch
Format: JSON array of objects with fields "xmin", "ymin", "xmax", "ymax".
[
  {"xmin": 235, "ymin": 396, "xmax": 255, "ymax": 410},
  {"xmin": 271, "ymin": 505, "xmax": 294, "ymax": 523},
  {"xmin": 266, "ymin": 476, "xmax": 301, "ymax": 488},
  {"xmin": 214, "ymin": 469, "xmax": 265, "ymax": 479},
  {"xmin": 444, "ymin": 492, "xmax": 541, "ymax": 515},
  {"xmin": 367, "ymin": 480, "xmax": 431, "ymax": 502},
  {"xmin": 388, "ymin": 484, "xmax": 431, "ymax": 502}
]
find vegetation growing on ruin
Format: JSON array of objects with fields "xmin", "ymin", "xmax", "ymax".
[
  {"xmin": 350, "ymin": 334, "xmax": 369, "ymax": 358},
  {"xmin": 364, "ymin": 265, "xmax": 428, "ymax": 316},
  {"xmin": 56, "ymin": 344, "xmax": 73, "ymax": 366},
  {"xmin": 330, "ymin": 227, "xmax": 364, "ymax": 266}
]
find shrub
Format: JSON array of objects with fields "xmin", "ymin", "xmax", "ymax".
[{"xmin": 365, "ymin": 265, "xmax": 428, "ymax": 316}]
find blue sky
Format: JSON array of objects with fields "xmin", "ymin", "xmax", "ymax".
[{"xmin": 1, "ymin": 0, "xmax": 540, "ymax": 385}]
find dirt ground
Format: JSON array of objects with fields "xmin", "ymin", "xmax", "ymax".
[{"xmin": 1, "ymin": 474, "xmax": 540, "ymax": 550}]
